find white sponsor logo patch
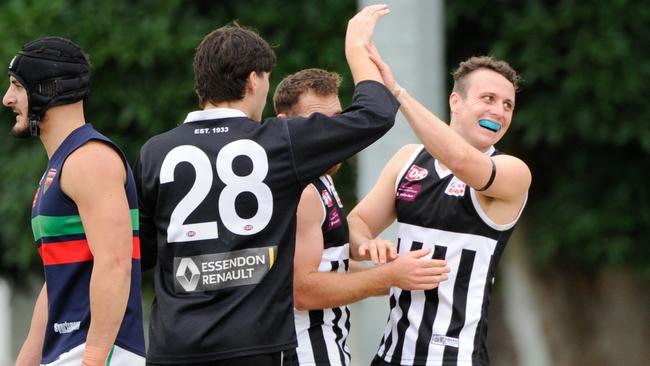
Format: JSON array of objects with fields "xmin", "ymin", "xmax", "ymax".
[
  {"xmin": 445, "ymin": 176, "xmax": 466, "ymax": 197},
  {"xmin": 431, "ymin": 334, "xmax": 459, "ymax": 348},
  {"xmin": 174, "ymin": 246, "xmax": 276, "ymax": 293},
  {"xmin": 53, "ymin": 321, "xmax": 81, "ymax": 334}
]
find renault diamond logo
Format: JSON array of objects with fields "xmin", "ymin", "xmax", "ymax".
[{"xmin": 176, "ymin": 257, "xmax": 200, "ymax": 292}]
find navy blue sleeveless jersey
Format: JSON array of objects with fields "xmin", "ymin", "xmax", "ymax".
[
  {"xmin": 31, "ymin": 124, "xmax": 145, "ymax": 364},
  {"xmin": 135, "ymin": 80, "xmax": 398, "ymax": 363},
  {"xmin": 291, "ymin": 175, "xmax": 351, "ymax": 366},
  {"xmin": 375, "ymin": 145, "xmax": 527, "ymax": 366}
]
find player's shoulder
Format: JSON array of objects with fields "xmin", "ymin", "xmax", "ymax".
[
  {"xmin": 69, "ymin": 140, "xmax": 122, "ymax": 164},
  {"xmin": 63, "ymin": 140, "xmax": 125, "ymax": 186},
  {"xmin": 389, "ymin": 144, "xmax": 423, "ymax": 166}
]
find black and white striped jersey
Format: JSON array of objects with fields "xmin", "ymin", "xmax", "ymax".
[
  {"xmin": 292, "ymin": 175, "xmax": 351, "ymax": 366},
  {"xmin": 135, "ymin": 81, "xmax": 398, "ymax": 364},
  {"xmin": 375, "ymin": 145, "xmax": 527, "ymax": 366}
]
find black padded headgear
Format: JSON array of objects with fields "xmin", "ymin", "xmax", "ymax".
[{"xmin": 8, "ymin": 37, "xmax": 90, "ymax": 136}]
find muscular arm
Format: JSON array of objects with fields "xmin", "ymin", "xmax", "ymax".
[
  {"xmin": 61, "ymin": 141, "xmax": 133, "ymax": 365},
  {"xmin": 294, "ymin": 183, "xmax": 448, "ymax": 310},
  {"xmin": 15, "ymin": 284, "xmax": 47, "ymax": 366},
  {"xmin": 348, "ymin": 144, "xmax": 419, "ymax": 262}
]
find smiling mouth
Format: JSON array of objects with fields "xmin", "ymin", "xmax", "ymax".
[{"xmin": 479, "ymin": 119, "xmax": 501, "ymax": 132}]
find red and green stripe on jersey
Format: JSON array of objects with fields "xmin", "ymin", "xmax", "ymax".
[{"xmin": 32, "ymin": 209, "xmax": 141, "ymax": 266}]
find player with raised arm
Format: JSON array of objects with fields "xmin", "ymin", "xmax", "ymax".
[
  {"xmin": 347, "ymin": 44, "xmax": 531, "ymax": 365},
  {"xmin": 136, "ymin": 5, "xmax": 401, "ymax": 366}
]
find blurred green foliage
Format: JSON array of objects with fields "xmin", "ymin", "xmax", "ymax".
[
  {"xmin": 447, "ymin": 0, "xmax": 650, "ymax": 275},
  {"xmin": 0, "ymin": 0, "xmax": 357, "ymax": 284}
]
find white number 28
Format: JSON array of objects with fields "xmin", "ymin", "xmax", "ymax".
[{"xmin": 159, "ymin": 140, "xmax": 273, "ymax": 243}]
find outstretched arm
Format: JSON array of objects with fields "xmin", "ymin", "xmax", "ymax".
[
  {"xmin": 62, "ymin": 141, "xmax": 134, "ymax": 365},
  {"xmin": 15, "ymin": 283, "xmax": 47, "ymax": 366},
  {"xmin": 294, "ymin": 184, "xmax": 449, "ymax": 310}
]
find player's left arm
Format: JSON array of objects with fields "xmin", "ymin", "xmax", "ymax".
[{"xmin": 61, "ymin": 141, "xmax": 133, "ymax": 365}]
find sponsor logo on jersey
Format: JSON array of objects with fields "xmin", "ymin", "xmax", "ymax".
[
  {"xmin": 43, "ymin": 168, "xmax": 57, "ymax": 194},
  {"xmin": 431, "ymin": 334, "xmax": 459, "ymax": 348},
  {"xmin": 321, "ymin": 190, "xmax": 333, "ymax": 207},
  {"xmin": 397, "ymin": 182, "xmax": 422, "ymax": 202},
  {"xmin": 444, "ymin": 177, "xmax": 466, "ymax": 197},
  {"xmin": 174, "ymin": 246, "xmax": 277, "ymax": 293},
  {"xmin": 327, "ymin": 207, "xmax": 342, "ymax": 230},
  {"xmin": 405, "ymin": 164, "xmax": 428, "ymax": 182},
  {"xmin": 175, "ymin": 258, "xmax": 201, "ymax": 292},
  {"xmin": 53, "ymin": 321, "xmax": 81, "ymax": 334}
]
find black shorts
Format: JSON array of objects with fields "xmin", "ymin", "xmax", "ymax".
[{"xmin": 147, "ymin": 351, "xmax": 295, "ymax": 366}]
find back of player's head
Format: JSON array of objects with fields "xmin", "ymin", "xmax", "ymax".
[
  {"xmin": 452, "ymin": 56, "xmax": 520, "ymax": 97},
  {"xmin": 8, "ymin": 36, "xmax": 90, "ymax": 136},
  {"xmin": 273, "ymin": 68, "xmax": 341, "ymax": 115},
  {"xmin": 194, "ymin": 24, "xmax": 276, "ymax": 108}
]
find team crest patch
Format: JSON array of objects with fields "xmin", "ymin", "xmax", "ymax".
[
  {"xmin": 43, "ymin": 168, "xmax": 57, "ymax": 193},
  {"xmin": 405, "ymin": 164, "xmax": 428, "ymax": 182},
  {"xmin": 321, "ymin": 190, "xmax": 334, "ymax": 207},
  {"xmin": 445, "ymin": 176, "xmax": 466, "ymax": 197}
]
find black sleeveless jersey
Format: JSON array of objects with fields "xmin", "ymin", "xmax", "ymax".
[
  {"xmin": 134, "ymin": 80, "xmax": 398, "ymax": 363},
  {"xmin": 375, "ymin": 145, "xmax": 527, "ymax": 366},
  {"xmin": 292, "ymin": 175, "xmax": 351, "ymax": 366}
]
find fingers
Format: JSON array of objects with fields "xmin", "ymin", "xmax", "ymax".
[
  {"xmin": 348, "ymin": 4, "xmax": 390, "ymax": 39},
  {"xmin": 363, "ymin": 4, "xmax": 389, "ymax": 17},
  {"xmin": 415, "ymin": 266, "xmax": 451, "ymax": 277},
  {"xmin": 376, "ymin": 240, "xmax": 388, "ymax": 264},
  {"xmin": 408, "ymin": 247, "xmax": 433, "ymax": 259},
  {"xmin": 388, "ymin": 244, "xmax": 398, "ymax": 261}
]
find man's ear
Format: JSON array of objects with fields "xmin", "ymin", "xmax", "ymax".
[
  {"xmin": 449, "ymin": 91, "xmax": 461, "ymax": 115},
  {"xmin": 246, "ymin": 70, "xmax": 258, "ymax": 92}
]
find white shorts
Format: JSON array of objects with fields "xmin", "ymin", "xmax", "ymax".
[{"xmin": 42, "ymin": 343, "xmax": 145, "ymax": 366}]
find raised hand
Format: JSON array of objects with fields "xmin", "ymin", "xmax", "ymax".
[
  {"xmin": 345, "ymin": 4, "xmax": 391, "ymax": 84},
  {"xmin": 345, "ymin": 4, "xmax": 390, "ymax": 49}
]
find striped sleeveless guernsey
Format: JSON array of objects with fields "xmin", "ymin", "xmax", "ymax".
[
  {"xmin": 31, "ymin": 124, "xmax": 145, "ymax": 365},
  {"xmin": 290, "ymin": 175, "xmax": 351, "ymax": 366},
  {"xmin": 375, "ymin": 145, "xmax": 527, "ymax": 366}
]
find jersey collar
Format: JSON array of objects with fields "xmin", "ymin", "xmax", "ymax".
[{"xmin": 184, "ymin": 108, "xmax": 247, "ymax": 123}]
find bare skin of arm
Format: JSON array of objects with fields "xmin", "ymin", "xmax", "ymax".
[
  {"xmin": 294, "ymin": 184, "xmax": 449, "ymax": 311},
  {"xmin": 61, "ymin": 141, "xmax": 133, "ymax": 365},
  {"xmin": 347, "ymin": 144, "xmax": 420, "ymax": 263},
  {"xmin": 15, "ymin": 284, "xmax": 47, "ymax": 366}
]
